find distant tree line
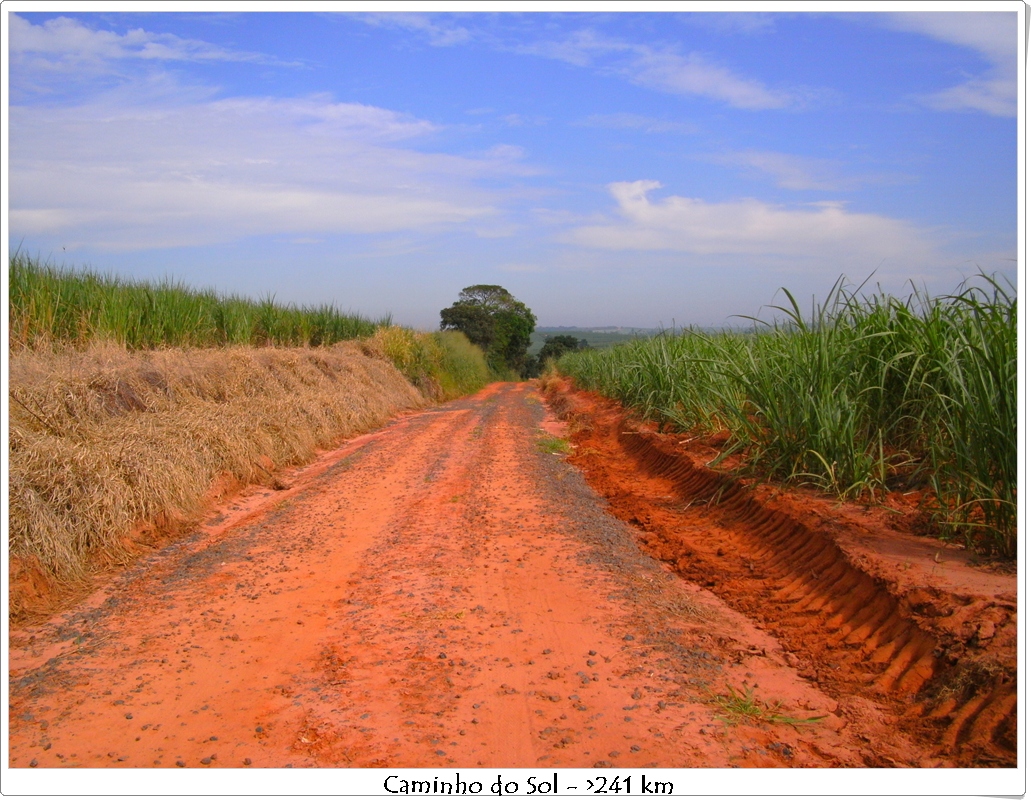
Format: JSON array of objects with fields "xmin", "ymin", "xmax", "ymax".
[{"xmin": 530, "ymin": 334, "xmax": 591, "ymax": 376}]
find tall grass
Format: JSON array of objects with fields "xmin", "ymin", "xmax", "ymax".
[
  {"xmin": 558, "ymin": 276, "xmax": 1017, "ymax": 557},
  {"xmin": 361, "ymin": 326, "xmax": 491, "ymax": 402},
  {"xmin": 10, "ymin": 253, "xmax": 386, "ymax": 349}
]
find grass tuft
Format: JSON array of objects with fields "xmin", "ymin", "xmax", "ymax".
[
  {"xmin": 711, "ymin": 683, "xmax": 827, "ymax": 728},
  {"xmin": 536, "ymin": 435, "xmax": 572, "ymax": 455}
]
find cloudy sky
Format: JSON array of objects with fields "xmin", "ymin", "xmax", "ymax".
[{"xmin": 5, "ymin": 5, "xmax": 1022, "ymax": 329}]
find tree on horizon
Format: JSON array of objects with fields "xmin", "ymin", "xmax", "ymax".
[{"xmin": 440, "ymin": 285, "xmax": 536, "ymax": 378}]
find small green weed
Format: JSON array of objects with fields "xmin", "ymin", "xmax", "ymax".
[
  {"xmin": 711, "ymin": 683, "xmax": 826, "ymax": 728},
  {"xmin": 536, "ymin": 435, "xmax": 571, "ymax": 455}
]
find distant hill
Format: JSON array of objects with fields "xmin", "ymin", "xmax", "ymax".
[
  {"xmin": 529, "ymin": 326, "xmax": 662, "ymax": 355},
  {"xmin": 529, "ymin": 324, "xmax": 758, "ymax": 355}
]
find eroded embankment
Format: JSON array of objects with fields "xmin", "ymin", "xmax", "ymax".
[{"xmin": 544, "ymin": 378, "xmax": 1017, "ymax": 768}]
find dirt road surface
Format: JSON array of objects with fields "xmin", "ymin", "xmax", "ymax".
[{"xmin": 7, "ymin": 382, "xmax": 1017, "ymax": 783}]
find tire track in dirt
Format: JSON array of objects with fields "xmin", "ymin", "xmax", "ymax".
[
  {"xmin": 544, "ymin": 379, "xmax": 1017, "ymax": 768},
  {"xmin": 10, "ymin": 382, "xmax": 870, "ymax": 770}
]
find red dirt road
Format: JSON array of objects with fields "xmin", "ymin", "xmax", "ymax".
[{"xmin": 7, "ymin": 382, "xmax": 1017, "ymax": 779}]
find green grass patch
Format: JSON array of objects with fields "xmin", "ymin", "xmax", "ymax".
[
  {"xmin": 712, "ymin": 683, "xmax": 826, "ymax": 728},
  {"xmin": 536, "ymin": 435, "xmax": 572, "ymax": 455},
  {"xmin": 362, "ymin": 326, "xmax": 490, "ymax": 402}
]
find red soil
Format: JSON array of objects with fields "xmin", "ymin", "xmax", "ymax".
[
  {"xmin": 7, "ymin": 381, "xmax": 1017, "ymax": 782},
  {"xmin": 544, "ymin": 378, "xmax": 1017, "ymax": 769}
]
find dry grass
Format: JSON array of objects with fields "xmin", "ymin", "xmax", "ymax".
[{"xmin": 9, "ymin": 341, "xmax": 426, "ymax": 620}]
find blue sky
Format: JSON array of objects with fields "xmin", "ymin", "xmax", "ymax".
[{"xmin": 5, "ymin": 5, "xmax": 1022, "ymax": 329}]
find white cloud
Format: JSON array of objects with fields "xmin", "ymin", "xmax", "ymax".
[
  {"xmin": 8, "ymin": 95, "xmax": 527, "ymax": 251},
  {"xmin": 713, "ymin": 150, "xmax": 844, "ymax": 191},
  {"xmin": 680, "ymin": 13, "xmax": 777, "ymax": 36},
  {"xmin": 515, "ymin": 30, "xmax": 794, "ymax": 110},
  {"xmin": 9, "ymin": 13, "xmax": 292, "ymax": 67},
  {"xmin": 885, "ymin": 12, "xmax": 1015, "ymax": 64},
  {"xmin": 625, "ymin": 49, "xmax": 791, "ymax": 110},
  {"xmin": 920, "ymin": 76, "xmax": 1016, "ymax": 117},
  {"xmin": 350, "ymin": 15, "xmax": 799, "ymax": 111},
  {"xmin": 10, "ymin": 179, "xmax": 488, "ymax": 251},
  {"xmin": 578, "ymin": 113, "xmax": 697, "ymax": 135},
  {"xmin": 502, "ymin": 112, "xmax": 549, "ymax": 127},
  {"xmin": 474, "ymin": 226, "xmax": 521, "ymax": 239},
  {"xmin": 8, "ymin": 13, "xmax": 298, "ymax": 102},
  {"xmin": 512, "ymin": 29, "xmax": 603, "ymax": 68},
  {"xmin": 205, "ymin": 95, "xmax": 440, "ymax": 142},
  {"xmin": 708, "ymin": 150, "xmax": 909, "ymax": 192},
  {"xmin": 479, "ymin": 143, "xmax": 534, "ymax": 165},
  {"xmin": 881, "ymin": 12, "xmax": 1017, "ymax": 116},
  {"xmin": 565, "ymin": 181, "xmax": 937, "ymax": 266},
  {"xmin": 358, "ymin": 13, "xmax": 471, "ymax": 47}
]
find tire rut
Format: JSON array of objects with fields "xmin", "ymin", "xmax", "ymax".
[{"xmin": 544, "ymin": 379, "xmax": 1017, "ymax": 768}]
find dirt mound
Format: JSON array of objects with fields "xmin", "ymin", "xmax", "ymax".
[{"xmin": 544, "ymin": 378, "xmax": 1017, "ymax": 767}]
